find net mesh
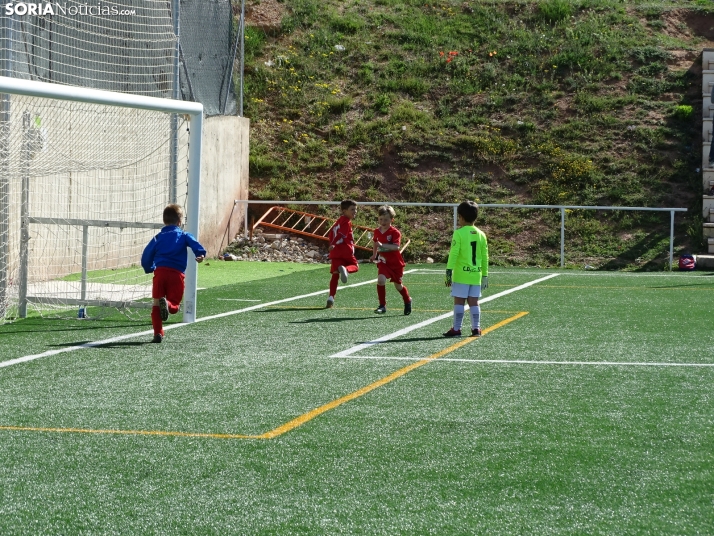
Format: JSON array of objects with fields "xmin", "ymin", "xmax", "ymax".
[
  {"xmin": 0, "ymin": 94, "xmax": 189, "ymax": 321},
  {"xmin": 180, "ymin": 0, "xmax": 237, "ymax": 115},
  {"xmin": 1, "ymin": 1, "xmax": 177, "ymax": 97},
  {"xmin": 0, "ymin": 0, "xmax": 231, "ymax": 321}
]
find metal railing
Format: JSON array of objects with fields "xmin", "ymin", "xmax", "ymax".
[{"xmin": 234, "ymin": 200, "xmax": 688, "ymax": 270}]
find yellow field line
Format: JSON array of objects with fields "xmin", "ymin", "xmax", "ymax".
[
  {"xmin": 0, "ymin": 312, "xmax": 528, "ymax": 441},
  {"xmin": 256, "ymin": 311, "xmax": 528, "ymax": 439}
]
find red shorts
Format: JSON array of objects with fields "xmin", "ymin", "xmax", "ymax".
[
  {"xmin": 330, "ymin": 256, "xmax": 359, "ymax": 274},
  {"xmin": 377, "ymin": 262, "xmax": 404, "ymax": 283},
  {"xmin": 152, "ymin": 267, "xmax": 185, "ymax": 306}
]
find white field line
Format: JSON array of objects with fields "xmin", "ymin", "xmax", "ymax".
[
  {"xmin": 0, "ymin": 270, "xmax": 415, "ymax": 369},
  {"xmin": 330, "ymin": 273, "xmax": 560, "ymax": 358},
  {"xmin": 409, "ymin": 269, "xmax": 714, "ymax": 278},
  {"xmin": 329, "ymin": 355, "xmax": 714, "ymax": 367}
]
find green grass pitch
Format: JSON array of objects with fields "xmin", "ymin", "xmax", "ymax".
[{"xmin": 1, "ymin": 262, "xmax": 713, "ymax": 534}]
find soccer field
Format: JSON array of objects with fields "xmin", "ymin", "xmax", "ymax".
[{"xmin": 1, "ymin": 262, "xmax": 713, "ymax": 534}]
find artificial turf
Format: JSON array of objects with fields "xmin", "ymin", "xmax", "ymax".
[{"xmin": 0, "ymin": 264, "xmax": 713, "ymax": 534}]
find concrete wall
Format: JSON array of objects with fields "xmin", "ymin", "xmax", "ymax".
[{"xmin": 197, "ymin": 115, "xmax": 249, "ymax": 257}]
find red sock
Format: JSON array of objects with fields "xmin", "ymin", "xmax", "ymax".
[
  {"xmin": 329, "ymin": 272, "xmax": 339, "ymax": 297},
  {"xmin": 377, "ymin": 285, "xmax": 386, "ymax": 306},
  {"xmin": 151, "ymin": 306, "xmax": 163, "ymax": 335},
  {"xmin": 167, "ymin": 300, "xmax": 180, "ymax": 315},
  {"xmin": 399, "ymin": 285, "xmax": 411, "ymax": 303}
]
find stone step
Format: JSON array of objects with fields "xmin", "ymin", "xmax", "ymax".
[{"xmin": 704, "ymin": 48, "xmax": 714, "ymax": 70}]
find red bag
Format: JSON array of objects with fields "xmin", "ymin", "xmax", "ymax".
[{"xmin": 678, "ymin": 254, "xmax": 696, "ymax": 271}]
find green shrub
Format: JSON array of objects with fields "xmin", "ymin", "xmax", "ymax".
[
  {"xmin": 672, "ymin": 105, "xmax": 693, "ymax": 121},
  {"xmin": 380, "ymin": 77, "xmax": 429, "ymax": 98},
  {"xmin": 249, "ymin": 155, "xmax": 283, "ymax": 177},
  {"xmin": 326, "ymin": 96, "xmax": 353, "ymax": 114},
  {"xmin": 538, "ymin": 0, "xmax": 572, "ymax": 23},
  {"xmin": 329, "ymin": 14, "xmax": 364, "ymax": 34},
  {"xmin": 373, "ymin": 93, "xmax": 392, "ymax": 114}
]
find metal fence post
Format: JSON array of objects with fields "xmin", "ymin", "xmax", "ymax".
[
  {"xmin": 560, "ymin": 207, "xmax": 565, "ymax": 268},
  {"xmin": 81, "ymin": 225, "xmax": 89, "ymax": 302},
  {"xmin": 453, "ymin": 206, "xmax": 457, "ymax": 231},
  {"xmin": 669, "ymin": 210, "xmax": 674, "ymax": 271},
  {"xmin": 18, "ymin": 111, "xmax": 30, "ymax": 318}
]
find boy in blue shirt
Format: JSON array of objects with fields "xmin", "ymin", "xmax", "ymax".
[{"xmin": 141, "ymin": 204, "xmax": 206, "ymax": 343}]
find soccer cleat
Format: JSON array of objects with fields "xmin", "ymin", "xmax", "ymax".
[
  {"xmin": 326, "ymin": 297, "xmax": 334, "ymax": 309},
  {"xmin": 151, "ymin": 334, "xmax": 163, "ymax": 343},
  {"xmin": 338, "ymin": 265, "xmax": 349, "ymax": 283},
  {"xmin": 443, "ymin": 328, "xmax": 462, "ymax": 337},
  {"xmin": 404, "ymin": 299, "xmax": 412, "ymax": 316},
  {"xmin": 471, "ymin": 328, "xmax": 482, "ymax": 337},
  {"xmin": 374, "ymin": 305, "xmax": 387, "ymax": 314},
  {"xmin": 158, "ymin": 297, "xmax": 169, "ymax": 321}
]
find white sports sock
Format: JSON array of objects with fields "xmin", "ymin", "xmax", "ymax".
[
  {"xmin": 453, "ymin": 304, "xmax": 465, "ymax": 331},
  {"xmin": 471, "ymin": 305, "xmax": 481, "ymax": 330}
]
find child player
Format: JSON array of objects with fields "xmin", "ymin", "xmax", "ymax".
[
  {"xmin": 141, "ymin": 204, "xmax": 206, "ymax": 343},
  {"xmin": 444, "ymin": 200, "xmax": 488, "ymax": 337},
  {"xmin": 326, "ymin": 199, "xmax": 360, "ymax": 308},
  {"xmin": 369, "ymin": 205, "xmax": 412, "ymax": 315}
]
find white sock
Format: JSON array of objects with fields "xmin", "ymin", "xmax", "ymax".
[
  {"xmin": 471, "ymin": 305, "xmax": 481, "ymax": 330},
  {"xmin": 453, "ymin": 305, "xmax": 465, "ymax": 331}
]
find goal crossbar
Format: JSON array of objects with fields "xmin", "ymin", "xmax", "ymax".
[{"xmin": 0, "ymin": 76, "xmax": 204, "ymax": 323}]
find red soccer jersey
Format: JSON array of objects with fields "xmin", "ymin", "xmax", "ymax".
[
  {"xmin": 328, "ymin": 215, "xmax": 355, "ymax": 259},
  {"xmin": 373, "ymin": 226, "xmax": 405, "ymax": 268}
]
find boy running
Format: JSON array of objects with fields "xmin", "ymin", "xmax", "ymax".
[
  {"xmin": 141, "ymin": 204, "xmax": 206, "ymax": 343},
  {"xmin": 326, "ymin": 199, "xmax": 359, "ymax": 308},
  {"xmin": 444, "ymin": 200, "xmax": 488, "ymax": 337},
  {"xmin": 369, "ymin": 205, "xmax": 412, "ymax": 315}
]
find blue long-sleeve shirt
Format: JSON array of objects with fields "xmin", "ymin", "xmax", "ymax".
[{"xmin": 141, "ymin": 225, "xmax": 206, "ymax": 274}]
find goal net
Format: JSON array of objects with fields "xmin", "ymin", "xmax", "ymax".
[{"xmin": 0, "ymin": 79, "xmax": 203, "ymax": 323}]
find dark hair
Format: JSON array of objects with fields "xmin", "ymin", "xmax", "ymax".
[
  {"xmin": 163, "ymin": 204, "xmax": 183, "ymax": 225},
  {"xmin": 378, "ymin": 205, "xmax": 396, "ymax": 219},
  {"xmin": 457, "ymin": 200, "xmax": 478, "ymax": 223},
  {"xmin": 340, "ymin": 199, "xmax": 357, "ymax": 211}
]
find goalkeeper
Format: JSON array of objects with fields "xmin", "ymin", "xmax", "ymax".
[
  {"xmin": 141, "ymin": 204, "xmax": 206, "ymax": 343},
  {"xmin": 443, "ymin": 200, "xmax": 489, "ymax": 337}
]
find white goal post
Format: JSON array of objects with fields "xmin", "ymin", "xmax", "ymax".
[{"xmin": 0, "ymin": 76, "xmax": 204, "ymax": 323}]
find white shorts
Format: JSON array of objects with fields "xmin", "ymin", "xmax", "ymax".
[{"xmin": 450, "ymin": 283, "xmax": 481, "ymax": 299}]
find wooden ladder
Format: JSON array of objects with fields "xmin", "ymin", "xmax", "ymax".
[{"xmin": 252, "ymin": 206, "xmax": 410, "ymax": 253}]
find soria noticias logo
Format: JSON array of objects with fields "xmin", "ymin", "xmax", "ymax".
[{"xmin": 4, "ymin": 3, "xmax": 136, "ymax": 16}]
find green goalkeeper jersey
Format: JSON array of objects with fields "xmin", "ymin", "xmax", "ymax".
[{"xmin": 446, "ymin": 225, "xmax": 489, "ymax": 285}]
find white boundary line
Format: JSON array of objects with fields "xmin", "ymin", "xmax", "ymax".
[
  {"xmin": 409, "ymin": 269, "xmax": 714, "ymax": 278},
  {"xmin": 0, "ymin": 270, "xmax": 416, "ymax": 369},
  {"xmin": 330, "ymin": 273, "xmax": 560, "ymax": 358},
  {"xmin": 329, "ymin": 355, "xmax": 714, "ymax": 367}
]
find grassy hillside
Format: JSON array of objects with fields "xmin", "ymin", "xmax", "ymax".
[{"xmin": 241, "ymin": 0, "xmax": 714, "ymax": 269}]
